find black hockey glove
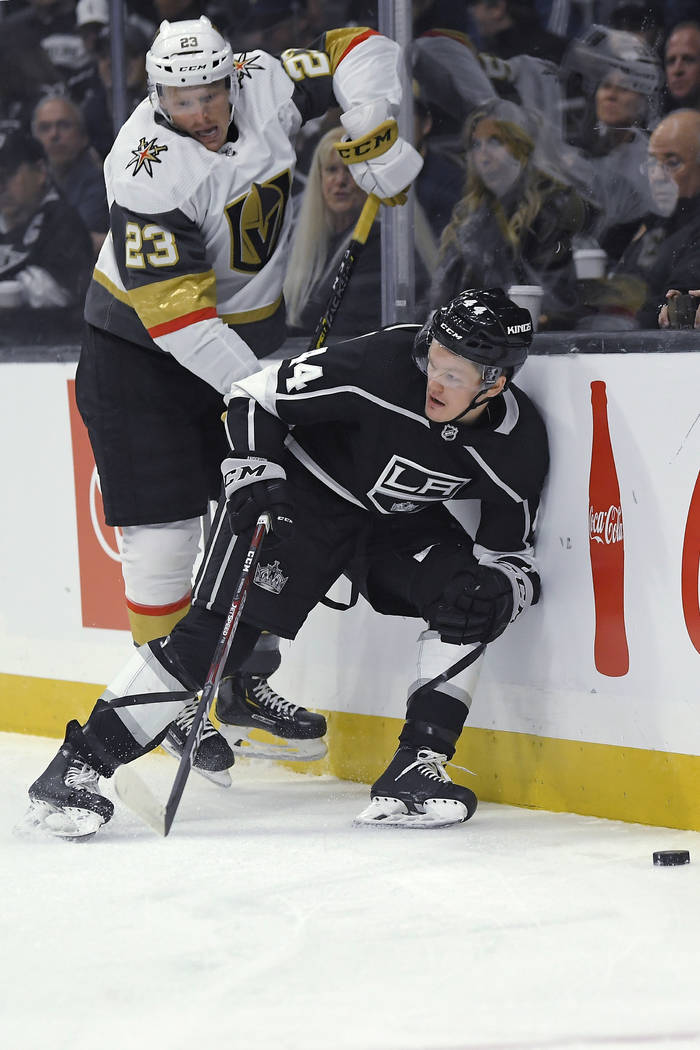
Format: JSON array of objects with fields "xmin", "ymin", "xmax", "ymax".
[
  {"xmin": 222, "ymin": 455, "xmax": 294, "ymax": 547},
  {"xmin": 423, "ymin": 564, "xmax": 514, "ymax": 645}
]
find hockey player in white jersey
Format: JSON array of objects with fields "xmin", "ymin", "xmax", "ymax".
[
  {"xmin": 26, "ymin": 288, "xmax": 548, "ymax": 837},
  {"xmin": 75, "ymin": 17, "xmax": 423, "ymax": 779}
]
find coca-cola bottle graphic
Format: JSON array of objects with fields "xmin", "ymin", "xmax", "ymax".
[
  {"xmin": 682, "ymin": 470, "xmax": 700, "ymax": 655},
  {"xmin": 588, "ymin": 381, "xmax": 629, "ymax": 676}
]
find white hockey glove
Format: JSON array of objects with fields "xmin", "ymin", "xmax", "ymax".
[
  {"xmin": 222, "ymin": 456, "xmax": 294, "ymax": 547},
  {"xmin": 334, "ymin": 118, "xmax": 423, "ymax": 206}
]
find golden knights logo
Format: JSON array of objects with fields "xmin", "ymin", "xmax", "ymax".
[
  {"xmin": 225, "ymin": 171, "xmax": 292, "ymax": 273},
  {"xmin": 232, "ymin": 52, "xmax": 264, "ymax": 87},
  {"xmin": 127, "ymin": 137, "xmax": 168, "ymax": 177},
  {"xmin": 254, "ymin": 560, "xmax": 288, "ymax": 595}
]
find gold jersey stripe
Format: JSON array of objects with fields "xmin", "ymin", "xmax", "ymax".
[
  {"xmin": 93, "ymin": 268, "xmax": 281, "ymax": 328},
  {"xmin": 128, "ymin": 270, "xmax": 217, "ymax": 329},
  {"xmin": 93, "ymin": 267, "xmax": 130, "ymax": 304},
  {"xmin": 93, "ymin": 267, "xmax": 217, "ymax": 328},
  {"xmin": 219, "ymin": 294, "xmax": 283, "ymax": 325},
  {"xmin": 323, "ymin": 27, "xmax": 378, "ymax": 73}
]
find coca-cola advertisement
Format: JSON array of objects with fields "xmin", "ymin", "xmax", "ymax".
[
  {"xmin": 588, "ymin": 380, "xmax": 629, "ymax": 677},
  {"xmin": 682, "ymin": 471, "xmax": 700, "ymax": 655}
]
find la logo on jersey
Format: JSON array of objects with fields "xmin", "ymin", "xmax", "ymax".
[
  {"xmin": 254, "ymin": 560, "xmax": 288, "ymax": 594},
  {"xmin": 368, "ymin": 455, "xmax": 469, "ymax": 513}
]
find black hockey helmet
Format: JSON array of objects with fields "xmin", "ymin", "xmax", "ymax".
[{"xmin": 412, "ymin": 288, "xmax": 533, "ymax": 386}]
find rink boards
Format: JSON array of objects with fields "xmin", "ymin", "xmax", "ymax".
[{"xmin": 0, "ymin": 348, "xmax": 699, "ymax": 830}]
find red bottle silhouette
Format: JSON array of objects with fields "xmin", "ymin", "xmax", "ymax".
[
  {"xmin": 681, "ymin": 470, "xmax": 700, "ymax": 655},
  {"xmin": 588, "ymin": 381, "xmax": 629, "ymax": 676}
]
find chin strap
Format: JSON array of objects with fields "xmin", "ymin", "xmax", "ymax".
[
  {"xmin": 445, "ymin": 388, "xmax": 494, "ymax": 425},
  {"xmin": 445, "ymin": 372, "xmax": 512, "ymax": 424}
]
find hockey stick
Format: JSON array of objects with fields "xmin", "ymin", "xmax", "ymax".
[
  {"xmin": 308, "ymin": 192, "xmax": 380, "ymax": 350},
  {"xmin": 114, "ymin": 513, "xmax": 271, "ymax": 836}
]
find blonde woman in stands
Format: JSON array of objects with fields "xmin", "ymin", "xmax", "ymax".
[
  {"xmin": 284, "ymin": 126, "xmax": 384, "ymax": 340},
  {"xmin": 430, "ymin": 100, "xmax": 590, "ymax": 328}
]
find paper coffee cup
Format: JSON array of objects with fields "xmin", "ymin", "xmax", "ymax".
[
  {"xmin": 573, "ymin": 248, "xmax": 607, "ymax": 280},
  {"xmin": 507, "ymin": 284, "xmax": 543, "ymax": 332}
]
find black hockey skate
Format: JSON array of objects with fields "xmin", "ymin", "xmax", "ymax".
[
  {"xmin": 24, "ymin": 721, "xmax": 114, "ymax": 839},
  {"xmin": 215, "ymin": 673, "xmax": 327, "ymax": 761},
  {"xmin": 162, "ymin": 700, "xmax": 235, "ymax": 787},
  {"xmin": 354, "ymin": 746, "xmax": 478, "ymax": 829}
]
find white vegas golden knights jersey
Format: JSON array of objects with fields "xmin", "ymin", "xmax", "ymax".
[{"xmin": 84, "ymin": 28, "xmax": 402, "ymax": 393}]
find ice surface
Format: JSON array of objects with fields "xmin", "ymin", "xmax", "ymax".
[{"xmin": 3, "ymin": 732, "xmax": 700, "ymax": 1050}]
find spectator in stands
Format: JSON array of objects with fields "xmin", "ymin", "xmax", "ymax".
[
  {"xmin": 0, "ymin": 130, "xmax": 93, "ymax": 332},
  {"xmin": 663, "ymin": 21, "xmax": 700, "ymax": 112},
  {"xmin": 0, "ymin": 8, "xmax": 65, "ymax": 128},
  {"xmin": 430, "ymin": 100, "xmax": 588, "ymax": 327},
  {"xmin": 1, "ymin": 0, "xmax": 84, "ymax": 59},
  {"xmin": 75, "ymin": 0, "xmax": 110, "ymax": 58},
  {"xmin": 466, "ymin": 0, "xmax": 567, "ymax": 64},
  {"xmin": 575, "ymin": 109, "xmax": 700, "ymax": 330},
  {"xmin": 561, "ymin": 24, "xmax": 663, "ymax": 262},
  {"xmin": 284, "ymin": 126, "xmax": 383, "ymax": 340},
  {"xmin": 285, "ymin": 125, "xmax": 431, "ymax": 339},
  {"xmin": 1, "ymin": 0, "xmax": 97, "ymax": 108},
  {"xmin": 413, "ymin": 88, "xmax": 464, "ymax": 243},
  {"xmin": 83, "ymin": 22, "xmax": 151, "ymax": 157},
  {"xmin": 31, "ymin": 94, "xmax": 109, "ymax": 257}
]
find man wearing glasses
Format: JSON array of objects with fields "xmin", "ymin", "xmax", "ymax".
[
  {"xmin": 627, "ymin": 107, "xmax": 700, "ymax": 326},
  {"xmin": 578, "ymin": 107, "xmax": 700, "ymax": 329}
]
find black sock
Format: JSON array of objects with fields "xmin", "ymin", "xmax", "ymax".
[
  {"xmin": 168, "ymin": 605, "xmax": 260, "ymax": 684},
  {"xmin": 398, "ymin": 688, "xmax": 469, "ymax": 759}
]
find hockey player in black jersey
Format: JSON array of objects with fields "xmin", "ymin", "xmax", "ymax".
[{"xmin": 25, "ymin": 288, "xmax": 548, "ymax": 837}]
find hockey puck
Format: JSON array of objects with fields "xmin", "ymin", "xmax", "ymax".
[{"xmin": 652, "ymin": 850, "xmax": 690, "ymax": 866}]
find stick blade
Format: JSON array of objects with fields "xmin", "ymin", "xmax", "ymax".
[{"xmin": 114, "ymin": 766, "xmax": 167, "ymax": 836}]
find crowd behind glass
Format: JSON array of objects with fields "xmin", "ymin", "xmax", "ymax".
[{"xmin": 1, "ymin": 0, "xmax": 699, "ymax": 343}]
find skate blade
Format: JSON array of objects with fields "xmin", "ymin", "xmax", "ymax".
[
  {"xmin": 15, "ymin": 800, "xmax": 104, "ymax": 840},
  {"xmin": 219, "ymin": 725, "xmax": 327, "ymax": 762},
  {"xmin": 353, "ymin": 795, "xmax": 469, "ymax": 830},
  {"xmin": 160, "ymin": 740, "xmax": 232, "ymax": 788}
]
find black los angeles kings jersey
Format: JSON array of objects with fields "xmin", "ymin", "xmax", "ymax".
[{"xmin": 225, "ymin": 325, "xmax": 549, "ymax": 588}]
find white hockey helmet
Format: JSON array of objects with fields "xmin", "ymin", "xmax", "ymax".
[
  {"xmin": 562, "ymin": 24, "xmax": 662, "ymax": 100},
  {"xmin": 146, "ymin": 17, "xmax": 238, "ymax": 121}
]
